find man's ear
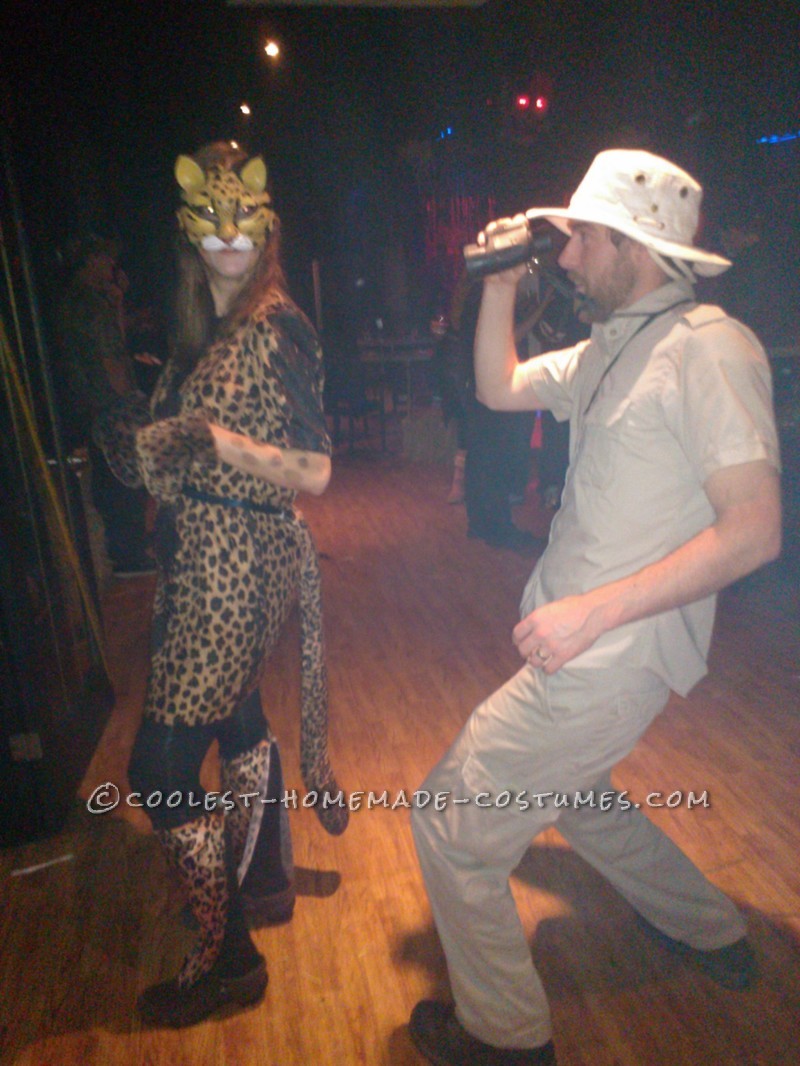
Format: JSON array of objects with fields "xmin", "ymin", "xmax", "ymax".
[
  {"xmin": 630, "ymin": 239, "xmax": 670, "ymax": 285},
  {"xmin": 625, "ymin": 238, "xmax": 651, "ymax": 266}
]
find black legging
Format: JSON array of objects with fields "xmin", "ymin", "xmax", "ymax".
[{"xmin": 129, "ymin": 689, "xmax": 267, "ymax": 831}]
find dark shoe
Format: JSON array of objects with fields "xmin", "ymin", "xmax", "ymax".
[
  {"xmin": 488, "ymin": 527, "xmax": 539, "ymax": 551},
  {"xmin": 409, "ymin": 1001, "xmax": 556, "ymax": 1065},
  {"xmin": 137, "ymin": 956, "xmax": 267, "ymax": 1028},
  {"xmin": 242, "ymin": 881, "xmax": 296, "ymax": 926},
  {"xmin": 180, "ymin": 882, "xmax": 295, "ymax": 929},
  {"xmin": 637, "ymin": 915, "xmax": 757, "ymax": 990},
  {"xmin": 469, "ymin": 525, "xmax": 540, "ymax": 551},
  {"xmin": 112, "ymin": 553, "xmax": 157, "ymax": 578}
]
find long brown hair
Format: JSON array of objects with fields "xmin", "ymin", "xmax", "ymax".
[{"xmin": 170, "ymin": 142, "xmax": 288, "ymax": 370}]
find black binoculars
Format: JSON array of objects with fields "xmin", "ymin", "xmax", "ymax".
[{"xmin": 463, "ymin": 214, "xmax": 553, "ymax": 278}]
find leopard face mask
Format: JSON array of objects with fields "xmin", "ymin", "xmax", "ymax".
[{"xmin": 175, "ymin": 153, "xmax": 276, "ymax": 250}]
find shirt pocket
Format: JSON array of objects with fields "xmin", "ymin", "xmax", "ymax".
[
  {"xmin": 573, "ymin": 420, "xmax": 618, "ymax": 491},
  {"xmin": 573, "ymin": 387, "xmax": 638, "ymax": 491}
]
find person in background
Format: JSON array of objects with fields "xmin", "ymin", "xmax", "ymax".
[
  {"xmin": 434, "ymin": 275, "xmax": 471, "ymax": 505},
  {"xmin": 437, "ymin": 271, "xmax": 538, "ymax": 550},
  {"xmin": 410, "ymin": 149, "xmax": 781, "ymax": 1065},
  {"xmin": 95, "ymin": 142, "xmax": 347, "ymax": 1028},
  {"xmin": 56, "ymin": 235, "xmax": 155, "ymax": 577}
]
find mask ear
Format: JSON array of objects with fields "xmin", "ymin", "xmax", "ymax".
[
  {"xmin": 240, "ymin": 156, "xmax": 268, "ymax": 195},
  {"xmin": 175, "ymin": 155, "xmax": 206, "ymax": 194}
]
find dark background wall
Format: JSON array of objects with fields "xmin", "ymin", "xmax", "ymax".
[{"xmin": 3, "ymin": 0, "xmax": 798, "ymax": 339}]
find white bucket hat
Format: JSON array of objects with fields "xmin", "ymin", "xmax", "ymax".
[{"xmin": 525, "ymin": 149, "xmax": 731, "ymax": 277}]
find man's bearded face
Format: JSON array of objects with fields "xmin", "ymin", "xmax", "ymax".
[{"xmin": 559, "ymin": 223, "xmax": 639, "ymax": 323}]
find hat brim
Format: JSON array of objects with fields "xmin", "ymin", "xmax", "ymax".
[{"xmin": 525, "ymin": 207, "xmax": 732, "ymax": 277}]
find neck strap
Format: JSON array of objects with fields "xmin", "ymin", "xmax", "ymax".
[{"xmin": 583, "ymin": 299, "xmax": 691, "ymax": 417}]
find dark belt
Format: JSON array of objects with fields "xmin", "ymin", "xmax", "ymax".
[{"xmin": 182, "ymin": 486, "xmax": 291, "ymax": 519}]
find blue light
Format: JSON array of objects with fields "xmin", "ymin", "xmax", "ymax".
[{"xmin": 756, "ymin": 130, "xmax": 800, "ymax": 145}]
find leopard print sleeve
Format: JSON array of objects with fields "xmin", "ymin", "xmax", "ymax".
[
  {"xmin": 134, "ymin": 410, "xmax": 218, "ymax": 503},
  {"xmin": 91, "ymin": 390, "xmax": 151, "ymax": 488},
  {"xmin": 267, "ymin": 306, "xmax": 332, "ymax": 456},
  {"xmin": 92, "ymin": 390, "xmax": 218, "ymax": 501}
]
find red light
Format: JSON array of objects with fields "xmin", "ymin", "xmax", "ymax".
[
  {"xmin": 516, "ymin": 94, "xmax": 531, "ymax": 110},
  {"xmin": 535, "ymin": 96, "xmax": 547, "ymax": 111}
]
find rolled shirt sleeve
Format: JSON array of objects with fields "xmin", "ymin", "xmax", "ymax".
[
  {"xmin": 664, "ymin": 314, "xmax": 781, "ymax": 484},
  {"xmin": 519, "ymin": 340, "xmax": 589, "ymax": 422}
]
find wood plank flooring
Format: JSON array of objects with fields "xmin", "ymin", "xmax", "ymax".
[{"xmin": 1, "ymin": 441, "xmax": 799, "ymax": 1066}]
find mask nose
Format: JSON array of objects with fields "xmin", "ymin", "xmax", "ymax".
[{"xmin": 218, "ymin": 219, "xmax": 238, "ymax": 244}]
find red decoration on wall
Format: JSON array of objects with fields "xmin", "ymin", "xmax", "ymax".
[{"xmin": 424, "ymin": 193, "xmax": 496, "ymax": 304}]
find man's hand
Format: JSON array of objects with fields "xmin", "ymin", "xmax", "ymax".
[{"xmin": 512, "ymin": 592, "xmax": 606, "ymax": 674}]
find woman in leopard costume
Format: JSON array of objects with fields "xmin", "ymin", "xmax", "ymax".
[{"xmin": 96, "ymin": 142, "xmax": 346, "ymax": 1027}]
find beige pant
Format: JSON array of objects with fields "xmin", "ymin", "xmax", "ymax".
[{"xmin": 412, "ymin": 663, "xmax": 746, "ymax": 1049}]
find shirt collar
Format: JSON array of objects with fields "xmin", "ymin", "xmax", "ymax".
[{"xmin": 595, "ymin": 280, "xmax": 695, "ymax": 353}]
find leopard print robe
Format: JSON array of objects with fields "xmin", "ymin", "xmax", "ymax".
[{"xmin": 95, "ymin": 295, "xmax": 337, "ymax": 803}]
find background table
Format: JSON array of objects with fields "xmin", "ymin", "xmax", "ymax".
[{"xmin": 358, "ymin": 335, "xmax": 436, "ymax": 415}]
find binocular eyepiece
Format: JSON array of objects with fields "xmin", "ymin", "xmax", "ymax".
[{"xmin": 463, "ymin": 214, "xmax": 552, "ymax": 278}]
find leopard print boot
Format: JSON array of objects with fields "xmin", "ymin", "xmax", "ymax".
[
  {"xmin": 220, "ymin": 736, "xmax": 296, "ymax": 925},
  {"xmin": 137, "ymin": 810, "xmax": 267, "ymax": 1028}
]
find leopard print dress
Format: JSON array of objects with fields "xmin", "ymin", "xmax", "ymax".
[{"xmin": 95, "ymin": 295, "xmax": 337, "ymax": 799}]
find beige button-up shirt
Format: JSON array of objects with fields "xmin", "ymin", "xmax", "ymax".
[{"xmin": 519, "ymin": 281, "xmax": 780, "ymax": 695}]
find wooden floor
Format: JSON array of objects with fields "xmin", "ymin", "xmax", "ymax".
[{"xmin": 2, "ymin": 431, "xmax": 799, "ymax": 1066}]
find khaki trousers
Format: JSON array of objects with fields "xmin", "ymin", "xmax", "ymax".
[{"xmin": 412, "ymin": 664, "xmax": 746, "ymax": 1049}]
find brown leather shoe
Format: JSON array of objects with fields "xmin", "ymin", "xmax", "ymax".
[
  {"xmin": 409, "ymin": 1001, "xmax": 556, "ymax": 1065},
  {"xmin": 137, "ymin": 957, "xmax": 267, "ymax": 1028}
]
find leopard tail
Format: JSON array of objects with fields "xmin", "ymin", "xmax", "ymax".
[{"xmin": 296, "ymin": 520, "xmax": 349, "ymax": 835}]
